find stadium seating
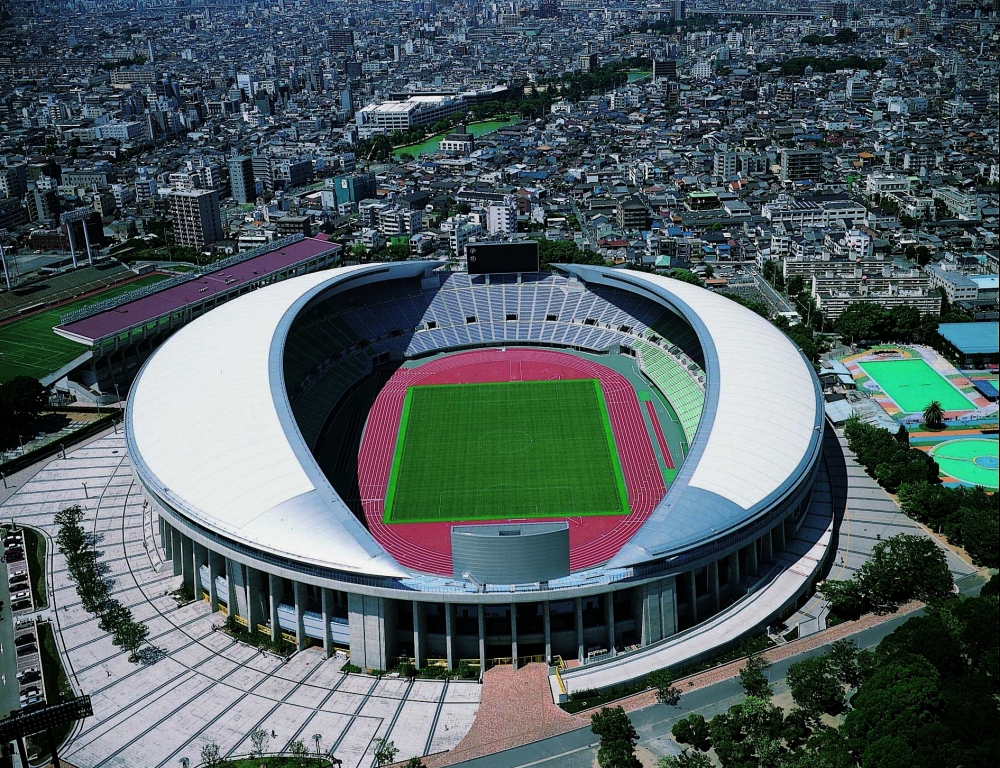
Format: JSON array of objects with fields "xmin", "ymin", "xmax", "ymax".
[
  {"xmin": 634, "ymin": 343, "xmax": 705, "ymax": 443},
  {"xmin": 0, "ymin": 260, "xmax": 135, "ymax": 321}
]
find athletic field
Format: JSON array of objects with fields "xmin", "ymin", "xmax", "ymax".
[
  {"xmin": 859, "ymin": 358, "xmax": 973, "ymax": 413},
  {"xmin": 383, "ymin": 378, "xmax": 630, "ymax": 523},
  {"xmin": 931, "ymin": 439, "xmax": 999, "ymax": 489},
  {"xmin": 0, "ymin": 274, "xmax": 168, "ymax": 383}
]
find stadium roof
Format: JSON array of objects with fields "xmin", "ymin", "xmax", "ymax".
[
  {"xmin": 937, "ymin": 322, "xmax": 999, "ymax": 355},
  {"xmin": 128, "ymin": 262, "xmax": 823, "ymax": 579}
]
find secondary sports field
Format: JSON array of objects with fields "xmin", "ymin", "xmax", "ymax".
[
  {"xmin": 383, "ymin": 378, "xmax": 630, "ymax": 523},
  {"xmin": 859, "ymin": 358, "xmax": 973, "ymax": 414},
  {"xmin": 931, "ymin": 439, "xmax": 999, "ymax": 489},
  {"xmin": 0, "ymin": 274, "xmax": 168, "ymax": 383}
]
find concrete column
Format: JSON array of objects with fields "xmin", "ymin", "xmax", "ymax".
[
  {"xmin": 207, "ymin": 552, "xmax": 221, "ymax": 612},
  {"xmin": 510, "ymin": 604, "xmax": 518, "ymax": 669},
  {"xmin": 192, "ymin": 542, "xmax": 208, "ymax": 599},
  {"xmin": 729, "ymin": 551, "xmax": 741, "ymax": 600},
  {"xmin": 412, "ymin": 601, "xmax": 426, "ymax": 669},
  {"xmin": 347, "ymin": 593, "xmax": 397, "ymax": 671},
  {"xmin": 574, "ymin": 597, "xmax": 584, "ymax": 663},
  {"xmin": 246, "ymin": 567, "xmax": 264, "ymax": 633},
  {"xmin": 225, "ymin": 558, "xmax": 239, "ymax": 618},
  {"xmin": 170, "ymin": 528, "xmax": 182, "ymax": 577},
  {"xmin": 293, "ymin": 581, "xmax": 307, "ymax": 650},
  {"xmin": 688, "ymin": 570, "xmax": 698, "ymax": 625},
  {"xmin": 477, "ymin": 604, "xmax": 486, "ymax": 675},
  {"xmin": 605, "ymin": 593, "xmax": 615, "ymax": 652},
  {"xmin": 159, "ymin": 517, "xmax": 169, "ymax": 556},
  {"xmin": 321, "ymin": 589, "xmax": 334, "ymax": 657},
  {"xmin": 748, "ymin": 539, "xmax": 759, "ymax": 577},
  {"xmin": 269, "ymin": 574, "xmax": 283, "ymax": 641},
  {"xmin": 444, "ymin": 602, "xmax": 454, "ymax": 671},
  {"xmin": 708, "ymin": 560, "xmax": 720, "ymax": 613},
  {"xmin": 762, "ymin": 529, "xmax": 774, "ymax": 563},
  {"xmin": 179, "ymin": 535, "xmax": 194, "ymax": 590},
  {"xmin": 543, "ymin": 601, "xmax": 551, "ymax": 664},
  {"xmin": 774, "ymin": 522, "xmax": 786, "ymax": 553}
]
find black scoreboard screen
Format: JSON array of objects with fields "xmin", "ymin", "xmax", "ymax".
[{"xmin": 466, "ymin": 241, "xmax": 540, "ymax": 274}]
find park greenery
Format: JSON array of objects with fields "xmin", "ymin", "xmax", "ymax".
[
  {"xmin": 591, "ymin": 705, "xmax": 642, "ymax": 768},
  {"xmin": 843, "ymin": 416, "xmax": 940, "ymax": 493},
  {"xmin": 821, "ymin": 533, "xmax": 954, "ymax": 621},
  {"xmin": 0, "ymin": 375, "xmax": 48, "ymax": 449},
  {"xmin": 801, "ymin": 28, "xmax": 858, "ymax": 46},
  {"xmin": 668, "ymin": 590, "xmax": 998, "ymax": 768},
  {"xmin": 831, "ymin": 299, "xmax": 968, "ymax": 350},
  {"xmin": 54, "ymin": 505, "xmax": 150, "ymax": 663},
  {"xmin": 762, "ymin": 54, "xmax": 887, "ymax": 76},
  {"xmin": 898, "ymin": 481, "xmax": 998, "ymax": 568}
]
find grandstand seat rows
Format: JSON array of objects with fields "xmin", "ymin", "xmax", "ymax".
[
  {"xmin": 284, "ymin": 272, "xmax": 708, "ymax": 449},
  {"xmin": 0, "ymin": 259, "xmax": 133, "ymax": 320}
]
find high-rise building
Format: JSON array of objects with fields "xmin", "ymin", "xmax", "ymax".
[
  {"xmin": 329, "ymin": 29, "xmax": 355, "ymax": 53},
  {"xmin": 652, "ymin": 59, "xmax": 677, "ymax": 81},
  {"xmin": 170, "ymin": 189, "xmax": 223, "ymax": 249},
  {"xmin": 228, "ymin": 155, "xmax": 256, "ymax": 204},
  {"xmin": 780, "ymin": 149, "xmax": 823, "ymax": 182},
  {"xmin": 578, "ymin": 53, "xmax": 599, "ymax": 73}
]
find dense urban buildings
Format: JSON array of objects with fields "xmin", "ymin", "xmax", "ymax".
[{"xmin": 0, "ymin": 0, "xmax": 997, "ymax": 766}]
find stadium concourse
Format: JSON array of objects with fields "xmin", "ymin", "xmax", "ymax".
[{"xmin": 125, "ymin": 260, "xmax": 829, "ymax": 688}]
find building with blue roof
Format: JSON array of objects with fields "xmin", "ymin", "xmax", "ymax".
[{"xmin": 938, "ymin": 322, "xmax": 999, "ymax": 365}]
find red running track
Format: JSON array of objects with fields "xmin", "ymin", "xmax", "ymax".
[
  {"xmin": 357, "ymin": 348, "xmax": 667, "ymax": 576},
  {"xmin": 645, "ymin": 400, "xmax": 675, "ymax": 469}
]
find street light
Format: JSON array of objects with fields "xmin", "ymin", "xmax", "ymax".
[
  {"xmin": 81, "ymin": 482, "xmax": 88, "ymax": 499},
  {"xmin": 312, "ymin": 734, "xmax": 322, "ymax": 767}
]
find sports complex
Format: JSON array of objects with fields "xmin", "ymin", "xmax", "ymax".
[{"xmin": 124, "ymin": 257, "xmax": 832, "ymax": 683}]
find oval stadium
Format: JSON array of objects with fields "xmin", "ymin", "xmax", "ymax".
[{"xmin": 126, "ymin": 261, "xmax": 833, "ymax": 692}]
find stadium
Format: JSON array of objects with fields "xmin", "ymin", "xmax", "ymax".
[{"xmin": 126, "ymin": 259, "xmax": 831, "ymax": 685}]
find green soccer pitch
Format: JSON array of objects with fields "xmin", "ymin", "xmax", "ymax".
[{"xmin": 383, "ymin": 378, "xmax": 630, "ymax": 524}]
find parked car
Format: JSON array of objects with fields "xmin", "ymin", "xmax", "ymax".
[
  {"xmin": 10, "ymin": 600, "xmax": 31, "ymax": 611},
  {"xmin": 15, "ymin": 644, "xmax": 36, "ymax": 656},
  {"xmin": 14, "ymin": 633, "xmax": 35, "ymax": 646},
  {"xmin": 18, "ymin": 687, "xmax": 40, "ymax": 701},
  {"xmin": 10, "ymin": 590, "xmax": 29, "ymax": 602},
  {"xmin": 9, "ymin": 572, "xmax": 28, "ymax": 585},
  {"xmin": 19, "ymin": 695, "xmax": 44, "ymax": 708},
  {"xmin": 16, "ymin": 668, "xmax": 39, "ymax": 683},
  {"xmin": 3, "ymin": 535, "xmax": 23, "ymax": 547}
]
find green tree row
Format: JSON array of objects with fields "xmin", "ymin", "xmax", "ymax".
[
  {"xmin": 897, "ymin": 481, "xmax": 998, "ymax": 568},
  {"xmin": 666, "ymin": 584, "xmax": 998, "ymax": 768},
  {"xmin": 0, "ymin": 376, "xmax": 48, "ymax": 449},
  {"xmin": 843, "ymin": 416, "xmax": 940, "ymax": 493},
  {"xmin": 54, "ymin": 505, "xmax": 149, "ymax": 663}
]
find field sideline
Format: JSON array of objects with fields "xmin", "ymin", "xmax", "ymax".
[{"xmin": 384, "ymin": 378, "xmax": 630, "ymax": 523}]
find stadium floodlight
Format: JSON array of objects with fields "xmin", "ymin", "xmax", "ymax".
[
  {"xmin": 61, "ymin": 207, "xmax": 96, "ymax": 268},
  {"xmin": 0, "ymin": 228, "xmax": 11, "ymax": 291}
]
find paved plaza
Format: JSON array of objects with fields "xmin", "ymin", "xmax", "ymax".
[{"xmin": 0, "ymin": 433, "xmax": 480, "ymax": 767}]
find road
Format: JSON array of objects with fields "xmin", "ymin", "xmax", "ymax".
[
  {"xmin": 452, "ymin": 610, "xmax": 920, "ymax": 767},
  {"xmin": 0, "ymin": 539, "xmax": 18, "ymax": 718},
  {"xmin": 748, "ymin": 266, "xmax": 796, "ymax": 315}
]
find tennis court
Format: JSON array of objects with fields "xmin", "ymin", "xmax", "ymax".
[
  {"xmin": 859, "ymin": 358, "xmax": 974, "ymax": 413},
  {"xmin": 383, "ymin": 378, "xmax": 630, "ymax": 523},
  {"xmin": 931, "ymin": 439, "xmax": 999, "ymax": 489},
  {"xmin": 0, "ymin": 274, "xmax": 168, "ymax": 383}
]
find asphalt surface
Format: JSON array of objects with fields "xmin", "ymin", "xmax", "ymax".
[
  {"xmin": 453, "ymin": 610, "xmax": 920, "ymax": 767},
  {"xmin": 0, "ymin": 546, "xmax": 18, "ymax": 718}
]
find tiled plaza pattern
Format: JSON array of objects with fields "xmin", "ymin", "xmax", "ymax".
[{"xmin": 1, "ymin": 433, "xmax": 479, "ymax": 768}]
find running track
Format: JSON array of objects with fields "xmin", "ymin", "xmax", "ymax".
[{"xmin": 357, "ymin": 349, "xmax": 667, "ymax": 576}]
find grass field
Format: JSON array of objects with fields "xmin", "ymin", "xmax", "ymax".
[
  {"xmin": 0, "ymin": 274, "xmax": 168, "ymax": 383},
  {"xmin": 384, "ymin": 379, "xmax": 630, "ymax": 523},
  {"xmin": 859, "ymin": 358, "xmax": 973, "ymax": 413},
  {"xmin": 931, "ymin": 439, "xmax": 999, "ymax": 489}
]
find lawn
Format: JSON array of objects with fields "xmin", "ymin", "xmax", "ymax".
[
  {"xmin": 22, "ymin": 526, "xmax": 47, "ymax": 608},
  {"xmin": 0, "ymin": 274, "xmax": 168, "ymax": 382},
  {"xmin": 384, "ymin": 378, "xmax": 629, "ymax": 523},
  {"xmin": 26, "ymin": 621, "xmax": 75, "ymax": 762},
  {"xmin": 859, "ymin": 358, "xmax": 974, "ymax": 413}
]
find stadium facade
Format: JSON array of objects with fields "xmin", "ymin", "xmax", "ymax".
[{"xmin": 126, "ymin": 262, "xmax": 830, "ymax": 678}]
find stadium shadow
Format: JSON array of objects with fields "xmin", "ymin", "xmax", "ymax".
[{"xmin": 817, "ymin": 420, "xmax": 849, "ymax": 583}]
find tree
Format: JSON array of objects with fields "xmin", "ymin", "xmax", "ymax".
[
  {"xmin": 738, "ymin": 651, "xmax": 772, "ymax": 699},
  {"xmin": 670, "ymin": 269, "xmax": 704, "ymax": 287},
  {"xmin": 249, "ymin": 726, "xmax": 269, "ymax": 757},
  {"xmin": 373, "ymin": 738, "xmax": 399, "ymax": 767},
  {"xmin": 0, "ymin": 375, "xmax": 48, "ymax": 447},
  {"xmin": 288, "ymin": 739, "xmax": 309, "ymax": 756},
  {"xmin": 922, "ymin": 400, "xmax": 944, "ymax": 430},
  {"xmin": 591, "ymin": 706, "xmax": 641, "ymax": 768},
  {"xmin": 97, "ymin": 599, "xmax": 132, "ymax": 635},
  {"xmin": 827, "ymin": 639, "xmax": 861, "ymax": 688},
  {"xmin": 786, "ymin": 656, "xmax": 847, "ymax": 719},
  {"xmin": 200, "ymin": 742, "xmax": 223, "ymax": 768},
  {"xmin": 113, "ymin": 619, "xmax": 149, "ymax": 662},
  {"xmin": 821, "ymin": 578, "xmax": 865, "ymax": 621},
  {"xmin": 709, "ymin": 696, "xmax": 786, "ymax": 768},
  {"xmin": 671, "ymin": 713, "xmax": 711, "ymax": 752},
  {"xmin": 647, "ymin": 668, "xmax": 682, "ymax": 705},
  {"xmin": 404, "ymin": 758, "xmax": 426, "ymax": 768},
  {"xmin": 859, "ymin": 533, "xmax": 953, "ymax": 607},
  {"xmin": 657, "ymin": 750, "xmax": 712, "ymax": 768}
]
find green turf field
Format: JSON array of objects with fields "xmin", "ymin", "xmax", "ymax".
[
  {"xmin": 384, "ymin": 378, "xmax": 630, "ymax": 523},
  {"xmin": 0, "ymin": 274, "xmax": 168, "ymax": 383},
  {"xmin": 931, "ymin": 439, "xmax": 999, "ymax": 489},
  {"xmin": 859, "ymin": 358, "xmax": 973, "ymax": 413}
]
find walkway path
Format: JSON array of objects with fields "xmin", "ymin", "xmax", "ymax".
[{"xmin": 0, "ymin": 434, "xmax": 480, "ymax": 768}]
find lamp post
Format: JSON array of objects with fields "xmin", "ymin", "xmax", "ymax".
[
  {"xmin": 81, "ymin": 482, "xmax": 88, "ymax": 499},
  {"xmin": 60, "ymin": 208, "xmax": 96, "ymax": 268},
  {"xmin": 312, "ymin": 734, "xmax": 322, "ymax": 767}
]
